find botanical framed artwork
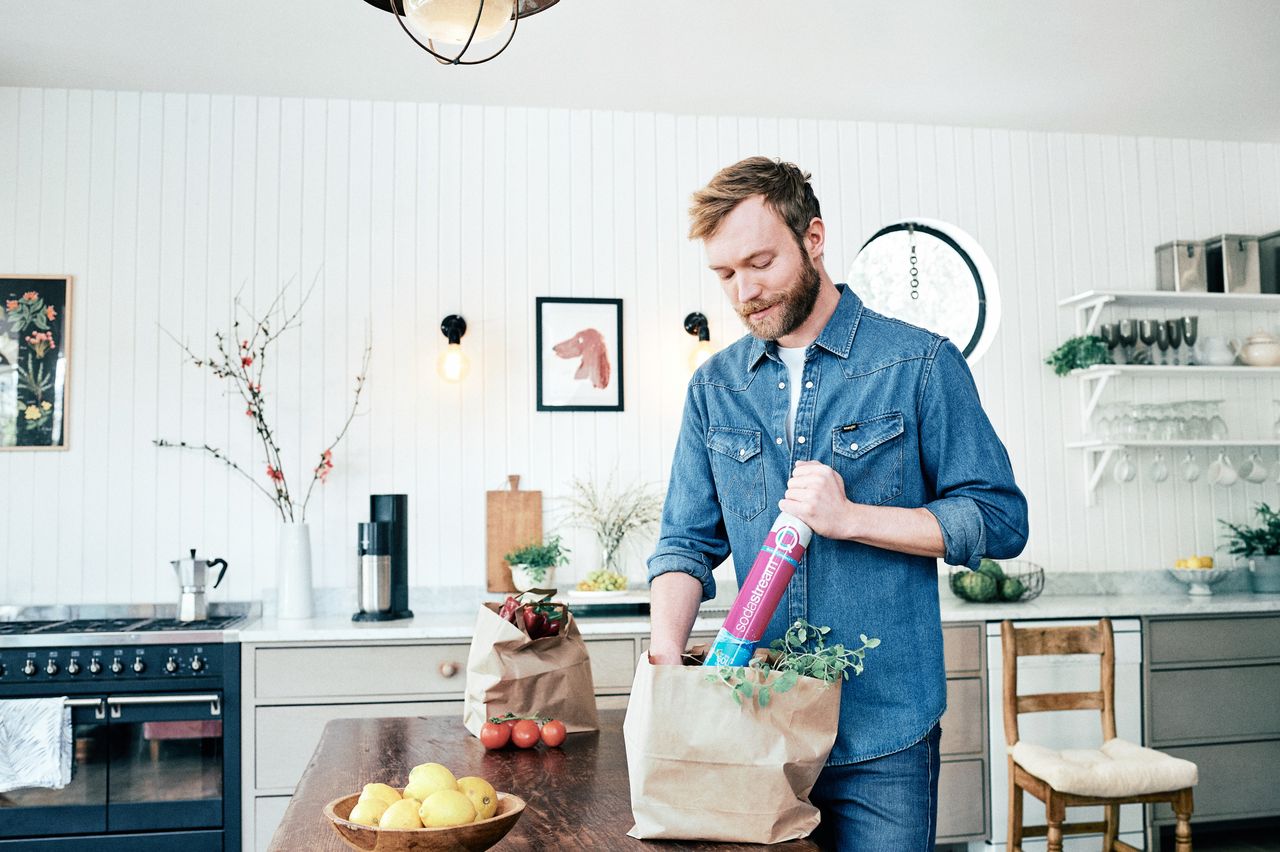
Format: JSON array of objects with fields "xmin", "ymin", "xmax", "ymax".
[
  {"xmin": 1, "ymin": 275, "xmax": 72, "ymax": 450},
  {"xmin": 535, "ymin": 297, "xmax": 624, "ymax": 412}
]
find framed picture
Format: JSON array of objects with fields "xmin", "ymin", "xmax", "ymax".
[
  {"xmin": 1, "ymin": 275, "xmax": 72, "ymax": 450},
  {"xmin": 535, "ymin": 297, "xmax": 624, "ymax": 412}
]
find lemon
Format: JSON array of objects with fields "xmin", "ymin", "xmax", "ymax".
[
  {"xmin": 1175, "ymin": 559, "xmax": 1188, "ymax": 569},
  {"xmin": 456, "ymin": 776, "xmax": 498, "ymax": 820},
  {"xmin": 418, "ymin": 789, "xmax": 476, "ymax": 828},
  {"xmin": 379, "ymin": 798, "xmax": 423, "ymax": 829},
  {"xmin": 1200, "ymin": 555, "xmax": 1215, "ymax": 568},
  {"xmin": 404, "ymin": 763, "xmax": 457, "ymax": 801},
  {"xmin": 359, "ymin": 782, "xmax": 401, "ymax": 807},
  {"xmin": 347, "ymin": 797, "xmax": 388, "ymax": 827}
]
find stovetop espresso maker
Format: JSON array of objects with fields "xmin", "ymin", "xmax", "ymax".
[{"xmin": 170, "ymin": 548, "xmax": 229, "ymax": 622}]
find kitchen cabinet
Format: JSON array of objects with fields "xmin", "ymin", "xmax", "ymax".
[{"xmin": 1143, "ymin": 613, "xmax": 1280, "ymax": 848}]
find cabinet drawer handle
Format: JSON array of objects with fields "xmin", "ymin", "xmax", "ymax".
[{"xmin": 439, "ymin": 662, "xmax": 459, "ymax": 678}]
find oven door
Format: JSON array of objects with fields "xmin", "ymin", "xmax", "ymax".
[
  {"xmin": 105, "ymin": 692, "xmax": 224, "ymax": 832},
  {"xmin": 0, "ymin": 698, "xmax": 109, "ymax": 839}
]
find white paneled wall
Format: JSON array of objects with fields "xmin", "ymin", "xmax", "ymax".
[{"xmin": 1, "ymin": 87, "xmax": 1278, "ymax": 607}]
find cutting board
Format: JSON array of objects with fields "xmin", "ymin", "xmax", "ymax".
[{"xmin": 486, "ymin": 475, "xmax": 542, "ymax": 593}]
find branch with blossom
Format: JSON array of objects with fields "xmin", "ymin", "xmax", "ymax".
[{"xmin": 154, "ymin": 282, "xmax": 371, "ymax": 523}]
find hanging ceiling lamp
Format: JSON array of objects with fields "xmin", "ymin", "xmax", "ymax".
[{"xmin": 361, "ymin": 0, "xmax": 560, "ymax": 65}]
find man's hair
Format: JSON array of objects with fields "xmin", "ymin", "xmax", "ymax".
[{"xmin": 688, "ymin": 157, "xmax": 822, "ymax": 244}]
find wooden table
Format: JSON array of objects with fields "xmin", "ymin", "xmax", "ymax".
[{"xmin": 270, "ymin": 709, "xmax": 819, "ymax": 851}]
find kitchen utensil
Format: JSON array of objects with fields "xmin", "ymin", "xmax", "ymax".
[
  {"xmin": 1196, "ymin": 336, "xmax": 1236, "ymax": 366},
  {"xmin": 1117, "ymin": 319, "xmax": 1138, "ymax": 365},
  {"xmin": 1099, "ymin": 322, "xmax": 1121, "ymax": 360},
  {"xmin": 1235, "ymin": 330, "xmax": 1280, "ymax": 367},
  {"xmin": 324, "ymin": 791, "xmax": 525, "ymax": 852},
  {"xmin": 1154, "ymin": 322, "xmax": 1170, "ymax": 366},
  {"xmin": 353, "ymin": 522, "xmax": 392, "ymax": 619},
  {"xmin": 1168, "ymin": 567, "xmax": 1233, "ymax": 596},
  {"xmin": 1180, "ymin": 450, "xmax": 1202, "ymax": 482},
  {"xmin": 1138, "ymin": 319, "xmax": 1159, "ymax": 365},
  {"xmin": 1179, "ymin": 316, "xmax": 1198, "ymax": 365},
  {"xmin": 1239, "ymin": 451, "xmax": 1270, "ymax": 484},
  {"xmin": 486, "ymin": 475, "xmax": 542, "ymax": 593},
  {"xmin": 1164, "ymin": 319, "xmax": 1183, "ymax": 366},
  {"xmin": 1208, "ymin": 452, "xmax": 1238, "ymax": 487},
  {"xmin": 169, "ymin": 549, "xmax": 228, "ymax": 622}
]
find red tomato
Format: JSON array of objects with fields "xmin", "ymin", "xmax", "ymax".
[
  {"xmin": 479, "ymin": 722, "xmax": 510, "ymax": 750},
  {"xmin": 540, "ymin": 719, "xmax": 567, "ymax": 748},
  {"xmin": 511, "ymin": 719, "xmax": 541, "ymax": 749},
  {"xmin": 502, "ymin": 718, "xmax": 518, "ymax": 733}
]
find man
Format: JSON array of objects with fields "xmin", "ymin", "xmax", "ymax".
[{"xmin": 647, "ymin": 157, "xmax": 1029, "ymax": 851}]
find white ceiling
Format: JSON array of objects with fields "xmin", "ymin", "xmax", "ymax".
[{"xmin": 3, "ymin": 0, "xmax": 1279, "ymax": 142}]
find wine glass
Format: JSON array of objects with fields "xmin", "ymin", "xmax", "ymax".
[
  {"xmin": 1207, "ymin": 401, "xmax": 1229, "ymax": 441},
  {"xmin": 1181, "ymin": 450, "xmax": 1202, "ymax": 482},
  {"xmin": 1150, "ymin": 451, "xmax": 1170, "ymax": 483},
  {"xmin": 1138, "ymin": 319, "xmax": 1160, "ymax": 365},
  {"xmin": 1180, "ymin": 316, "xmax": 1199, "ymax": 365},
  {"xmin": 1164, "ymin": 319, "xmax": 1183, "ymax": 366},
  {"xmin": 1154, "ymin": 322, "xmax": 1170, "ymax": 366},
  {"xmin": 1118, "ymin": 319, "xmax": 1138, "ymax": 365},
  {"xmin": 1099, "ymin": 323, "xmax": 1121, "ymax": 362},
  {"xmin": 1273, "ymin": 400, "xmax": 1280, "ymax": 439},
  {"xmin": 1114, "ymin": 450, "xmax": 1137, "ymax": 483}
]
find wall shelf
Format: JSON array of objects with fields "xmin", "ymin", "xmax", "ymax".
[
  {"xmin": 1070, "ymin": 365, "xmax": 1280, "ymax": 426},
  {"xmin": 1058, "ymin": 290, "xmax": 1280, "ymax": 334}
]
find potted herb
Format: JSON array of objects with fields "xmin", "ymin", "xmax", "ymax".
[
  {"xmin": 563, "ymin": 477, "xmax": 663, "ymax": 588},
  {"xmin": 1220, "ymin": 502, "xmax": 1280, "ymax": 593},
  {"xmin": 1044, "ymin": 335, "xmax": 1113, "ymax": 376},
  {"xmin": 504, "ymin": 535, "xmax": 571, "ymax": 592}
]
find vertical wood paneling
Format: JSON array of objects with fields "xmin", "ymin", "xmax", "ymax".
[{"xmin": 1, "ymin": 85, "xmax": 1279, "ymax": 606}]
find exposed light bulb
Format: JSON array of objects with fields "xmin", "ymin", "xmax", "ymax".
[
  {"xmin": 437, "ymin": 343, "xmax": 471, "ymax": 383},
  {"xmin": 688, "ymin": 339, "xmax": 714, "ymax": 371},
  {"xmin": 403, "ymin": 0, "xmax": 515, "ymax": 44}
]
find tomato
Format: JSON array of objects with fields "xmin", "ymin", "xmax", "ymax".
[
  {"xmin": 540, "ymin": 719, "xmax": 566, "ymax": 748},
  {"xmin": 479, "ymin": 722, "xmax": 510, "ymax": 750},
  {"xmin": 511, "ymin": 719, "xmax": 541, "ymax": 749},
  {"xmin": 502, "ymin": 718, "xmax": 518, "ymax": 733}
]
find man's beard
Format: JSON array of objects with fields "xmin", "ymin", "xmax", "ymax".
[{"xmin": 735, "ymin": 254, "xmax": 821, "ymax": 341}]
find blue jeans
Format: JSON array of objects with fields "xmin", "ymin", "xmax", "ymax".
[{"xmin": 809, "ymin": 724, "xmax": 942, "ymax": 851}]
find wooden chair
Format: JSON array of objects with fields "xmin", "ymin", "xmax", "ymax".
[{"xmin": 1001, "ymin": 618, "xmax": 1196, "ymax": 852}]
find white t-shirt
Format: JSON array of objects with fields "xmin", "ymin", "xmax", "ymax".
[{"xmin": 777, "ymin": 345, "xmax": 807, "ymax": 447}]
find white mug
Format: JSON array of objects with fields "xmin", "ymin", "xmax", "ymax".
[
  {"xmin": 1208, "ymin": 452, "xmax": 1238, "ymax": 486},
  {"xmin": 1239, "ymin": 451, "xmax": 1270, "ymax": 484}
]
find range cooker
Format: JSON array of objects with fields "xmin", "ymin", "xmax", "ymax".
[{"xmin": 0, "ymin": 605, "xmax": 252, "ymax": 851}]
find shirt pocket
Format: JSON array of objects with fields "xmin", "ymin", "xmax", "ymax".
[
  {"xmin": 705, "ymin": 426, "xmax": 767, "ymax": 521},
  {"xmin": 831, "ymin": 412, "xmax": 905, "ymax": 506}
]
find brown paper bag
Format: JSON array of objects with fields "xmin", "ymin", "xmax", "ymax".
[
  {"xmin": 462, "ymin": 602, "xmax": 600, "ymax": 737},
  {"xmin": 624, "ymin": 648, "xmax": 841, "ymax": 843}
]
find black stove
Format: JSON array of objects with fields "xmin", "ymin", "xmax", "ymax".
[{"xmin": 0, "ymin": 615, "xmax": 244, "ymax": 636}]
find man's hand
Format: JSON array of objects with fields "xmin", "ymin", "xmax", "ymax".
[{"xmin": 779, "ymin": 460, "xmax": 854, "ymax": 538}]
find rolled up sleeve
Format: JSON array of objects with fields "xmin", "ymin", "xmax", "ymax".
[
  {"xmin": 646, "ymin": 382, "xmax": 731, "ymax": 602},
  {"xmin": 918, "ymin": 339, "xmax": 1029, "ymax": 570}
]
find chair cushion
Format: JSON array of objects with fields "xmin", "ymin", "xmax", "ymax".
[{"xmin": 1009, "ymin": 737, "xmax": 1198, "ymax": 797}]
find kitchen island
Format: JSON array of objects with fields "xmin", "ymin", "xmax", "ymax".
[{"xmin": 269, "ymin": 709, "xmax": 818, "ymax": 851}]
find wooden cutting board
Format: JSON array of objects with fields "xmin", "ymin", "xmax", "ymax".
[{"xmin": 485, "ymin": 475, "xmax": 542, "ymax": 593}]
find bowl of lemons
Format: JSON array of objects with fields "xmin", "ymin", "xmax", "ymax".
[
  {"xmin": 324, "ymin": 762, "xmax": 525, "ymax": 851},
  {"xmin": 1169, "ymin": 556, "xmax": 1232, "ymax": 597}
]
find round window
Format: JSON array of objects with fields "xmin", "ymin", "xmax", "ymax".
[{"xmin": 846, "ymin": 219, "xmax": 1000, "ymax": 363}]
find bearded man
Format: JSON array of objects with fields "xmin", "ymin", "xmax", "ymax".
[{"xmin": 646, "ymin": 157, "xmax": 1029, "ymax": 851}]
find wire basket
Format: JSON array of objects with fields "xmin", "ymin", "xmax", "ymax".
[{"xmin": 948, "ymin": 559, "xmax": 1044, "ymax": 603}]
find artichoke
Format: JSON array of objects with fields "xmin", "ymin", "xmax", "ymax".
[
  {"xmin": 978, "ymin": 558, "xmax": 1005, "ymax": 580},
  {"xmin": 999, "ymin": 577, "xmax": 1027, "ymax": 601},
  {"xmin": 957, "ymin": 570, "xmax": 997, "ymax": 602}
]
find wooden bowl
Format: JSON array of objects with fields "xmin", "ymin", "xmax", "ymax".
[{"xmin": 324, "ymin": 792, "xmax": 526, "ymax": 852}]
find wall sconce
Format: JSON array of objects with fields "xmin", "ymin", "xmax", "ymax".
[
  {"xmin": 684, "ymin": 312, "xmax": 714, "ymax": 371},
  {"xmin": 437, "ymin": 314, "xmax": 470, "ymax": 383}
]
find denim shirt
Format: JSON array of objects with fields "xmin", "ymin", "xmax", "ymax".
[{"xmin": 648, "ymin": 285, "xmax": 1029, "ymax": 764}]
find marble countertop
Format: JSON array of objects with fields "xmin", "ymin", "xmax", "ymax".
[{"xmin": 236, "ymin": 589, "xmax": 1280, "ymax": 643}]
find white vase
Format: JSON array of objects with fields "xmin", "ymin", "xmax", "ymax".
[{"xmin": 276, "ymin": 522, "xmax": 314, "ymax": 619}]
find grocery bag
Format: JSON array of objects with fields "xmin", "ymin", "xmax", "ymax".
[
  {"xmin": 462, "ymin": 600, "xmax": 600, "ymax": 737},
  {"xmin": 624, "ymin": 646, "xmax": 840, "ymax": 843}
]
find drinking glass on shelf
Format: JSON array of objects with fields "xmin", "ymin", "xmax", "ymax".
[
  {"xmin": 1138, "ymin": 319, "xmax": 1160, "ymax": 365},
  {"xmin": 1113, "ymin": 450, "xmax": 1137, "ymax": 483},
  {"xmin": 1184, "ymin": 400, "xmax": 1210, "ymax": 439},
  {"xmin": 1207, "ymin": 401, "xmax": 1229, "ymax": 441},
  {"xmin": 1180, "ymin": 316, "xmax": 1199, "ymax": 365},
  {"xmin": 1099, "ymin": 323, "xmax": 1121, "ymax": 362},
  {"xmin": 1154, "ymin": 322, "xmax": 1170, "ymax": 366},
  {"xmin": 1181, "ymin": 450, "xmax": 1202, "ymax": 482},
  {"xmin": 1164, "ymin": 319, "xmax": 1183, "ymax": 367},
  {"xmin": 1273, "ymin": 400, "xmax": 1280, "ymax": 439},
  {"xmin": 1118, "ymin": 319, "xmax": 1138, "ymax": 365},
  {"xmin": 1149, "ymin": 451, "xmax": 1170, "ymax": 483}
]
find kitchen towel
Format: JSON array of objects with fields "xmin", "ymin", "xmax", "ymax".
[
  {"xmin": 0, "ymin": 697, "xmax": 73, "ymax": 792},
  {"xmin": 624, "ymin": 646, "xmax": 841, "ymax": 843}
]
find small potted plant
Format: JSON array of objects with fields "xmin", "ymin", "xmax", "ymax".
[
  {"xmin": 563, "ymin": 477, "xmax": 663, "ymax": 589},
  {"xmin": 1044, "ymin": 334, "xmax": 1113, "ymax": 376},
  {"xmin": 504, "ymin": 535, "xmax": 571, "ymax": 592},
  {"xmin": 1219, "ymin": 502, "xmax": 1280, "ymax": 593}
]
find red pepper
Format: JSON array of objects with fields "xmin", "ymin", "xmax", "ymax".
[
  {"xmin": 497, "ymin": 595, "xmax": 521, "ymax": 624},
  {"xmin": 523, "ymin": 606, "xmax": 548, "ymax": 638}
]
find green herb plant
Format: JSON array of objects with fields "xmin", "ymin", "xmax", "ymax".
[
  {"xmin": 503, "ymin": 534, "xmax": 571, "ymax": 585},
  {"xmin": 706, "ymin": 619, "xmax": 880, "ymax": 708},
  {"xmin": 1220, "ymin": 502, "xmax": 1280, "ymax": 558},
  {"xmin": 1044, "ymin": 335, "xmax": 1113, "ymax": 377}
]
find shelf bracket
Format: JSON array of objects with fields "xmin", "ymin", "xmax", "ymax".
[
  {"xmin": 1075, "ymin": 294, "xmax": 1116, "ymax": 335},
  {"xmin": 1076, "ymin": 369, "xmax": 1116, "ymax": 431},
  {"xmin": 1083, "ymin": 446, "xmax": 1116, "ymax": 507}
]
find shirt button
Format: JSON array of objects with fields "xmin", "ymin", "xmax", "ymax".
[
  {"xmin": 778, "ymin": 382, "xmax": 786, "ymax": 389},
  {"xmin": 805, "ymin": 381, "xmax": 813, "ymax": 389},
  {"xmin": 797, "ymin": 436, "xmax": 806, "ymax": 444},
  {"xmin": 775, "ymin": 437, "xmax": 784, "ymax": 445},
  {"xmin": 850, "ymin": 442, "xmax": 859, "ymax": 451},
  {"xmin": 739, "ymin": 448, "xmax": 746, "ymax": 457}
]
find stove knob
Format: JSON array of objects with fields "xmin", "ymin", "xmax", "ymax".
[
  {"xmin": 110, "ymin": 658, "xmax": 125, "ymax": 674},
  {"xmin": 66, "ymin": 660, "xmax": 81, "ymax": 676},
  {"xmin": 45, "ymin": 660, "xmax": 60, "ymax": 676},
  {"xmin": 132, "ymin": 657, "xmax": 146, "ymax": 674},
  {"xmin": 22, "ymin": 660, "xmax": 37, "ymax": 677},
  {"xmin": 189, "ymin": 655, "xmax": 205, "ymax": 672},
  {"xmin": 165, "ymin": 657, "xmax": 179, "ymax": 673},
  {"xmin": 0, "ymin": 663, "xmax": 5, "ymax": 677},
  {"xmin": 89, "ymin": 658, "xmax": 103, "ymax": 675}
]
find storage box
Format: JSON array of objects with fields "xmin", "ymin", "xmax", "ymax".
[
  {"xmin": 1155, "ymin": 240, "xmax": 1206, "ymax": 292},
  {"xmin": 1204, "ymin": 234, "xmax": 1261, "ymax": 293},
  {"xmin": 1258, "ymin": 230, "xmax": 1280, "ymax": 295}
]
